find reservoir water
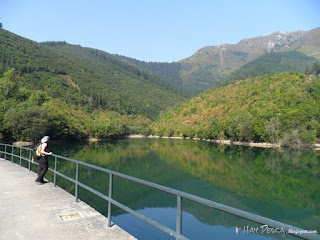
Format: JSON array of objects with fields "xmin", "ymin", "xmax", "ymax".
[{"xmin": 44, "ymin": 138, "xmax": 319, "ymax": 240}]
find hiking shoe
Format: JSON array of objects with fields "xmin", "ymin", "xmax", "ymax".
[{"xmin": 36, "ymin": 182, "xmax": 44, "ymax": 185}]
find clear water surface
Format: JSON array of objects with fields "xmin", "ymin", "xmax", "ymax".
[{"xmin": 41, "ymin": 138, "xmax": 320, "ymax": 240}]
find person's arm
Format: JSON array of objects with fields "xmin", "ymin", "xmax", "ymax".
[{"xmin": 40, "ymin": 143, "xmax": 52, "ymax": 155}]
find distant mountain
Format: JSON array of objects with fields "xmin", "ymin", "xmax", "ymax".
[
  {"xmin": 224, "ymin": 51, "xmax": 317, "ymax": 83},
  {"xmin": 178, "ymin": 27, "xmax": 320, "ymax": 94},
  {"xmin": 104, "ymin": 27, "xmax": 320, "ymax": 96}
]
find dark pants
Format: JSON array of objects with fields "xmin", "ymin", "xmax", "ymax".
[{"xmin": 35, "ymin": 156, "xmax": 48, "ymax": 182}]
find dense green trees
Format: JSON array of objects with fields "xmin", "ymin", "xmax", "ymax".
[
  {"xmin": 152, "ymin": 72, "xmax": 320, "ymax": 148},
  {"xmin": 4, "ymin": 104, "xmax": 49, "ymax": 141},
  {"xmin": 1, "ymin": 27, "xmax": 319, "ymax": 148},
  {"xmin": 227, "ymin": 112, "xmax": 255, "ymax": 142},
  {"xmin": 45, "ymin": 43, "xmax": 185, "ymax": 95},
  {"xmin": 0, "ymin": 69, "xmax": 152, "ymax": 141},
  {"xmin": 0, "ymin": 28, "xmax": 185, "ymax": 141},
  {"xmin": 0, "ymin": 69, "xmax": 47, "ymax": 141},
  {"xmin": 0, "ymin": 29, "xmax": 185, "ymax": 121}
]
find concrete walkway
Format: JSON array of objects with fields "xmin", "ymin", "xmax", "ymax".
[{"xmin": 0, "ymin": 159, "xmax": 136, "ymax": 240}]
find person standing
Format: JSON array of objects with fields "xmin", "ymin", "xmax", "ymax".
[{"xmin": 35, "ymin": 136, "xmax": 52, "ymax": 185}]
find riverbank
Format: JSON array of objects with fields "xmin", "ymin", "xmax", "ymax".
[
  {"xmin": 8, "ymin": 136, "xmax": 320, "ymax": 150},
  {"xmin": 125, "ymin": 134, "xmax": 320, "ymax": 150},
  {"xmin": 125, "ymin": 135, "xmax": 281, "ymax": 148}
]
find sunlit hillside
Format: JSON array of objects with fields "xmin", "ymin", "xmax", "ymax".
[{"xmin": 152, "ymin": 72, "xmax": 320, "ymax": 148}]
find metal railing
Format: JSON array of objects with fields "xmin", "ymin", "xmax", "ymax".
[{"xmin": 0, "ymin": 143, "xmax": 319, "ymax": 240}]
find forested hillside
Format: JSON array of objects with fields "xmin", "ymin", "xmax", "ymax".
[
  {"xmin": 41, "ymin": 28, "xmax": 320, "ymax": 98},
  {"xmin": 1, "ymin": 27, "xmax": 320, "ymax": 146},
  {"xmin": 0, "ymin": 68, "xmax": 152, "ymax": 141},
  {"xmin": 0, "ymin": 29, "xmax": 185, "ymax": 120},
  {"xmin": 0, "ymin": 29, "xmax": 186, "ymax": 141},
  {"xmin": 223, "ymin": 51, "xmax": 317, "ymax": 84},
  {"xmin": 104, "ymin": 54, "xmax": 185, "ymax": 93},
  {"xmin": 41, "ymin": 42, "xmax": 185, "ymax": 95},
  {"xmin": 152, "ymin": 72, "xmax": 320, "ymax": 148}
]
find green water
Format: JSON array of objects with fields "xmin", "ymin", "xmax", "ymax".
[{"xmin": 44, "ymin": 139, "xmax": 319, "ymax": 240}]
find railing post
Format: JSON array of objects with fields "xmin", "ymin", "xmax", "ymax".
[
  {"xmin": 107, "ymin": 173, "xmax": 113, "ymax": 228},
  {"xmin": 54, "ymin": 156, "xmax": 57, "ymax": 187},
  {"xmin": 11, "ymin": 146, "xmax": 13, "ymax": 163},
  {"xmin": 28, "ymin": 150, "xmax": 31, "ymax": 171},
  {"xmin": 176, "ymin": 195, "xmax": 182, "ymax": 237},
  {"xmin": 19, "ymin": 147, "xmax": 22, "ymax": 167},
  {"xmin": 75, "ymin": 162, "xmax": 79, "ymax": 202},
  {"xmin": 4, "ymin": 145, "xmax": 7, "ymax": 160}
]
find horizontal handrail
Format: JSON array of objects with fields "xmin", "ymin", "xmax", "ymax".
[
  {"xmin": 0, "ymin": 143, "xmax": 319, "ymax": 240},
  {"xmin": 52, "ymin": 170, "xmax": 184, "ymax": 238}
]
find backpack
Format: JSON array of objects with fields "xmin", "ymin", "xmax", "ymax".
[{"xmin": 31, "ymin": 143, "xmax": 42, "ymax": 162}]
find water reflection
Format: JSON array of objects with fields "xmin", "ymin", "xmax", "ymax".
[{"xmin": 49, "ymin": 139, "xmax": 320, "ymax": 240}]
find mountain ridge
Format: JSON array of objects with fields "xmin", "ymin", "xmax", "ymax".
[
  {"xmin": 177, "ymin": 27, "xmax": 320, "ymax": 94},
  {"xmin": 180, "ymin": 28, "xmax": 319, "ymax": 63},
  {"xmin": 107, "ymin": 27, "xmax": 319, "ymax": 96}
]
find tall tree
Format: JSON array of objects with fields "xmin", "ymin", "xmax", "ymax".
[{"xmin": 4, "ymin": 104, "xmax": 49, "ymax": 141}]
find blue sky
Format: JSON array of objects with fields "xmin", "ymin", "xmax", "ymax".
[{"xmin": 1, "ymin": 0, "xmax": 319, "ymax": 62}]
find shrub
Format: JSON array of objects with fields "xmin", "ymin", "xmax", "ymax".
[
  {"xmin": 281, "ymin": 130, "xmax": 303, "ymax": 149},
  {"xmin": 181, "ymin": 126, "xmax": 195, "ymax": 138}
]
